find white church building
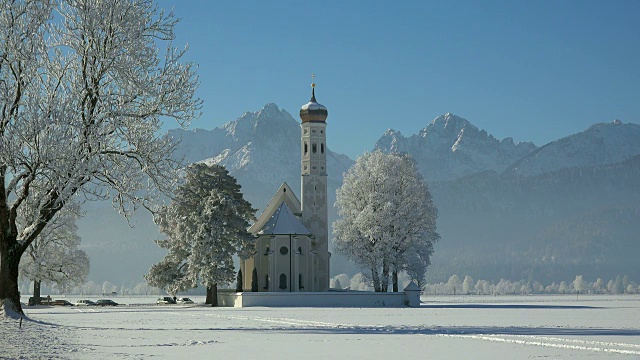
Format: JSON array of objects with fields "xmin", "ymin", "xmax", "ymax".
[{"xmin": 240, "ymin": 81, "xmax": 331, "ymax": 292}]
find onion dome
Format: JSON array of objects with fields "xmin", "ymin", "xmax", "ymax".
[{"xmin": 300, "ymin": 79, "xmax": 328, "ymax": 123}]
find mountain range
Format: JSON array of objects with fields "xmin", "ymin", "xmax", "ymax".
[{"xmin": 78, "ymin": 104, "xmax": 640, "ymax": 286}]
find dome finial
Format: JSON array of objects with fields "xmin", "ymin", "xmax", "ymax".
[
  {"xmin": 310, "ymin": 73, "xmax": 316, "ymax": 102},
  {"xmin": 300, "ymin": 74, "xmax": 328, "ymax": 123}
]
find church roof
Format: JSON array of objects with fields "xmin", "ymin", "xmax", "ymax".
[
  {"xmin": 257, "ymin": 201, "xmax": 311, "ymax": 235},
  {"xmin": 248, "ymin": 183, "xmax": 302, "ymax": 234}
]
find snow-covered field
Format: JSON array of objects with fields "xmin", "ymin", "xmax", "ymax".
[{"xmin": 2, "ymin": 295, "xmax": 640, "ymax": 359}]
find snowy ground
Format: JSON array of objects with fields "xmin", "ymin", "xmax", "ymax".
[{"xmin": 2, "ymin": 295, "xmax": 640, "ymax": 359}]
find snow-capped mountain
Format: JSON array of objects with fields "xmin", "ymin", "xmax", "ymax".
[
  {"xmin": 507, "ymin": 120, "xmax": 640, "ymax": 177},
  {"xmin": 375, "ymin": 113, "xmax": 537, "ymax": 181},
  {"xmin": 169, "ymin": 103, "xmax": 354, "ymax": 211}
]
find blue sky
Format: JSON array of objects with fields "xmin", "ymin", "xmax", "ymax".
[{"xmin": 156, "ymin": 0, "xmax": 640, "ymax": 158}]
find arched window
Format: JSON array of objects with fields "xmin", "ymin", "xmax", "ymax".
[
  {"xmin": 321, "ymin": 143, "xmax": 324, "ymax": 153},
  {"xmin": 304, "ymin": 142, "xmax": 308, "ymax": 155},
  {"xmin": 299, "ymin": 273, "xmax": 304, "ymax": 290},
  {"xmin": 298, "ymin": 246, "xmax": 303, "ymax": 254},
  {"xmin": 279, "ymin": 274, "xmax": 287, "ymax": 289},
  {"xmin": 264, "ymin": 246, "xmax": 270, "ymax": 255},
  {"xmin": 264, "ymin": 274, "xmax": 270, "ymax": 290},
  {"xmin": 280, "ymin": 246, "xmax": 288, "ymax": 255},
  {"xmin": 312, "ymin": 143, "xmax": 317, "ymax": 153}
]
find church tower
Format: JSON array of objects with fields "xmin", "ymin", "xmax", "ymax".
[{"xmin": 299, "ymin": 76, "xmax": 329, "ymax": 292}]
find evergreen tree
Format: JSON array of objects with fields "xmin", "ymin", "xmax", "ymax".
[
  {"xmin": 251, "ymin": 268, "xmax": 258, "ymax": 292},
  {"xmin": 145, "ymin": 164, "xmax": 256, "ymax": 306},
  {"xmin": 235, "ymin": 269, "xmax": 243, "ymax": 292}
]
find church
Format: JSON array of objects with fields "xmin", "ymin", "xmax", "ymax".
[{"xmin": 240, "ymin": 80, "xmax": 331, "ymax": 292}]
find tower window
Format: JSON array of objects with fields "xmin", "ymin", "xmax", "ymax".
[
  {"xmin": 321, "ymin": 143, "xmax": 324, "ymax": 153},
  {"xmin": 280, "ymin": 246, "xmax": 289, "ymax": 255},
  {"xmin": 299, "ymin": 273, "xmax": 304, "ymax": 290},
  {"xmin": 304, "ymin": 142, "xmax": 308, "ymax": 155},
  {"xmin": 279, "ymin": 274, "xmax": 287, "ymax": 289},
  {"xmin": 298, "ymin": 246, "xmax": 303, "ymax": 254},
  {"xmin": 312, "ymin": 143, "xmax": 317, "ymax": 153},
  {"xmin": 320, "ymin": 130, "xmax": 323, "ymax": 134},
  {"xmin": 264, "ymin": 246, "xmax": 270, "ymax": 255},
  {"xmin": 264, "ymin": 274, "xmax": 270, "ymax": 290}
]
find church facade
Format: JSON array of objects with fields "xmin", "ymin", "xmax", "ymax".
[{"xmin": 240, "ymin": 82, "xmax": 330, "ymax": 292}]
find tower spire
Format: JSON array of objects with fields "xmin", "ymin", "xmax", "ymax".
[{"xmin": 311, "ymin": 73, "xmax": 316, "ymax": 102}]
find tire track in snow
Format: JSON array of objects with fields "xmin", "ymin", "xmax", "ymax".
[
  {"xmin": 439, "ymin": 334, "xmax": 640, "ymax": 356},
  {"xmin": 204, "ymin": 313, "xmax": 354, "ymax": 328},
  {"xmin": 202, "ymin": 312, "xmax": 640, "ymax": 355}
]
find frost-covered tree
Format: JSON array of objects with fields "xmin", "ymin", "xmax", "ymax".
[
  {"xmin": 0, "ymin": 0, "xmax": 200, "ymax": 315},
  {"xmin": 462, "ymin": 275, "xmax": 474, "ymax": 295},
  {"xmin": 573, "ymin": 275, "xmax": 587, "ymax": 294},
  {"xmin": 447, "ymin": 275, "xmax": 461, "ymax": 295},
  {"xmin": 19, "ymin": 203, "xmax": 89, "ymax": 300},
  {"xmin": 333, "ymin": 151, "xmax": 439, "ymax": 292},
  {"xmin": 331, "ymin": 273, "xmax": 350, "ymax": 290},
  {"xmin": 145, "ymin": 164, "xmax": 255, "ymax": 306},
  {"xmin": 559, "ymin": 281, "xmax": 568, "ymax": 294},
  {"xmin": 593, "ymin": 278, "xmax": 604, "ymax": 294}
]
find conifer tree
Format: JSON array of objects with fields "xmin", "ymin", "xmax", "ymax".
[
  {"xmin": 145, "ymin": 164, "xmax": 255, "ymax": 306},
  {"xmin": 251, "ymin": 268, "xmax": 259, "ymax": 292},
  {"xmin": 236, "ymin": 269, "xmax": 243, "ymax": 292}
]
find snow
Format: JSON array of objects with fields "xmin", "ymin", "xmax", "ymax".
[
  {"xmin": 300, "ymin": 101, "xmax": 327, "ymax": 111},
  {"xmin": 258, "ymin": 201, "xmax": 311, "ymax": 235},
  {"xmin": 2, "ymin": 295, "xmax": 639, "ymax": 359}
]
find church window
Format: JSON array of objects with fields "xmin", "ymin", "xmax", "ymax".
[
  {"xmin": 312, "ymin": 143, "xmax": 317, "ymax": 153},
  {"xmin": 321, "ymin": 143, "xmax": 324, "ymax": 153},
  {"xmin": 304, "ymin": 129, "xmax": 308, "ymax": 134},
  {"xmin": 280, "ymin": 246, "xmax": 288, "ymax": 255},
  {"xmin": 299, "ymin": 274, "xmax": 304, "ymax": 290},
  {"xmin": 304, "ymin": 142, "xmax": 308, "ymax": 155},
  {"xmin": 264, "ymin": 274, "xmax": 270, "ymax": 290},
  {"xmin": 298, "ymin": 246, "xmax": 303, "ymax": 254},
  {"xmin": 279, "ymin": 274, "xmax": 287, "ymax": 289},
  {"xmin": 312, "ymin": 129, "xmax": 316, "ymax": 133},
  {"xmin": 264, "ymin": 246, "xmax": 270, "ymax": 255},
  {"xmin": 320, "ymin": 130, "xmax": 323, "ymax": 134}
]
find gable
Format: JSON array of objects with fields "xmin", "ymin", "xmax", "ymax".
[
  {"xmin": 256, "ymin": 201, "xmax": 311, "ymax": 235},
  {"xmin": 248, "ymin": 182, "xmax": 302, "ymax": 234}
]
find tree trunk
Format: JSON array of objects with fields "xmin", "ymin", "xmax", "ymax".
[
  {"xmin": 392, "ymin": 270, "xmax": 398, "ymax": 292},
  {"xmin": 371, "ymin": 268, "xmax": 381, "ymax": 292},
  {"xmin": 0, "ymin": 239, "xmax": 24, "ymax": 316},
  {"xmin": 381, "ymin": 259, "xmax": 390, "ymax": 292},
  {"xmin": 33, "ymin": 280, "xmax": 42, "ymax": 303},
  {"xmin": 209, "ymin": 284, "xmax": 218, "ymax": 307},
  {"xmin": 205, "ymin": 286, "xmax": 212, "ymax": 304}
]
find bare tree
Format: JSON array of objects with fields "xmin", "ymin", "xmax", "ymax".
[{"xmin": 0, "ymin": 0, "xmax": 201, "ymax": 315}]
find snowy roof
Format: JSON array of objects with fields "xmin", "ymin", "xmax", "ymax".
[
  {"xmin": 257, "ymin": 201, "xmax": 311, "ymax": 235},
  {"xmin": 300, "ymin": 101, "xmax": 327, "ymax": 111}
]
